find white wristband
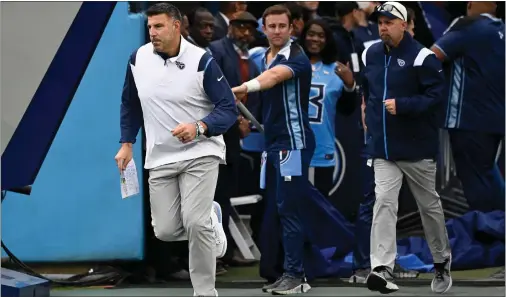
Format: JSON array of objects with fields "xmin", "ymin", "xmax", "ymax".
[{"xmin": 244, "ymin": 79, "xmax": 261, "ymax": 93}]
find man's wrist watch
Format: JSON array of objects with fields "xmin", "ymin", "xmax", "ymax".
[{"xmin": 195, "ymin": 121, "xmax": 205, "ymax": 138}]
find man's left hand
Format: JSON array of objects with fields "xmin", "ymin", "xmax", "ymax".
[
  {"xmin": 238, "ymin": 115, "xmax": 251, "ymax": 138},
  {"xmin": 172, "ymin": 123, "xmax": 197, "ymax": 143},
  {"xmin": 384, "ymin": 99, "xmax": 396, "ymax": 115}
]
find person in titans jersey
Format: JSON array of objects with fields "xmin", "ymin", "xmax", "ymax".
[
  {"xmin": 232, "ymin": 6, "xmax": 357, "ymax": 294},
  {"xmin": 299, "ymin": 19, "xmax": 358, "ymax": 197},
  {"xmin": 232, "ymin": 5, "xmax": 316, "ymax": 294}
]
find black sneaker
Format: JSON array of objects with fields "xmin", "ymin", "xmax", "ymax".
[
  {"xmin": 366, "ymin": 266, "xmax": 399, "ymax": 294},
  {"xmin": 271, "ymin": 274, "xmax": 311, "ymax": 295},
  {"xmin": 431, "ymin": 256, "xmax": 452, "ymax": 294}
]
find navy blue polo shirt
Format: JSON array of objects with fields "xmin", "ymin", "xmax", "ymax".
[{"xmin": 260, "ymin": 41, "xmax": 315, "ymax": 152}]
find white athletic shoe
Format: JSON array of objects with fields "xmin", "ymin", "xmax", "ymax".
[{"xmin": 211, "ymin": 201, "xmax": 227, "ymax": 258}]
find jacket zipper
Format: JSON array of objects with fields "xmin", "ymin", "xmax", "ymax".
[{"xmin": 383, "ymin": 55, "xmax": 392, "ymax": 159}]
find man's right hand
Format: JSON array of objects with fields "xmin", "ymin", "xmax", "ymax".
[
  {"xmin": 232, "ymin": 84, "xmax": 248, "ymax": 103},
  {"xmin": 115, "ymin": 143, "xmax": 133, "ymax": 172}
]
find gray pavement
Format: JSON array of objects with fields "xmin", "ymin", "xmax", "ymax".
[{"xmin": 52, "ymin": 286, "xmax": 505, "ymax": 296}]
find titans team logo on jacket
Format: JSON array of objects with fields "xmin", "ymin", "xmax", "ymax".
[{"xmin": 175, "ymin": 61, "xmax": 185, "ymax": 70}]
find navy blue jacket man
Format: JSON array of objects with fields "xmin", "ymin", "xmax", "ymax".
[
  {"xmin": 431, "ymin": 2, "xmax": 505, "ymax": 213},
  {"xmin": 208, "ymin": 35, "xmax": 261, "ymax": 164},
  {"xmin": 363, "ymin": 31, "xmax": 445, "ymax": 160},
  {"xmin": 361, "ymin": 2, "xmax": 452, "ymax": 295}
]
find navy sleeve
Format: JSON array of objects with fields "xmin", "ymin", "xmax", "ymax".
[
  {"xmin": 395, "ymin": 52, "xmax": 445, "ymax": 115},
  {"xmin": 119, "ymin": 51, "xmax": 143, "ymax": 143},
  {"xmin": 434, "ymin": 19, "xmax": 474, "ymax": 60},
  {"xmin": 279, "ymin": 52, "xmax": 311, "ymax": 79},
  {"xmin": 361, "ymin": 71, "xmax": 369, "ymax": 104},
  {"xmin": 199, "ymin": 52, "xmax": 238, "ymax": 137},
  {"xmin": 336, "ymin": 87, "xmax": 358, "ymax": 116}
]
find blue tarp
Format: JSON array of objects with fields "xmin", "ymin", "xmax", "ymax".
[
  {"xmin": 260, "ymin": 204, "xmax": 505, "ymax": 279},
  {"xmin": 396, "ymin": 210, "xmax": 505, "ymax": 272}
]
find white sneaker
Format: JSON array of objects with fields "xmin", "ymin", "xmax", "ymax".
[
  {"xmin": 211, "ymin": 201, "xmax": 227, "ymax": 258},
  {"xmin": 431, "ymin": 255, "xmax": 452, "ymax": 294}
]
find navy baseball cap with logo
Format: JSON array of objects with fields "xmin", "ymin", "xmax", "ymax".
[{"xmin": 373, "ymin": 1, "xmax": 408, "ymax": 22}]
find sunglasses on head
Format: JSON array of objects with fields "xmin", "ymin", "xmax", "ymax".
[{"xmin": 376, "ymin": 4, "xmax": 405, "ymax": 21}]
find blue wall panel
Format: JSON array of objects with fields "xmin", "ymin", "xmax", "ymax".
[{"xmin": 2, "ymin": 2, "xmax": 146, "ymax": 262}]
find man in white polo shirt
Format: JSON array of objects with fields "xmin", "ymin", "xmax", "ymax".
[{"xmin": 114, "ymin": 3, "xmax": 238, "ymax": 296}]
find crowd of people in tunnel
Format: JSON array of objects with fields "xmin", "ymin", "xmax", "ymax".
[{"xmin": 119, "ymin": 1, "xmax": 504, "ymax": 295}]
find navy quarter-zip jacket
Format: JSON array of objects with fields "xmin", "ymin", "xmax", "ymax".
[{"xmin": 362, "ymin": 32, "xmax": 445, "ymax": 161}]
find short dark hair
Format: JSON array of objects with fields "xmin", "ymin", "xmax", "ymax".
[
  {"xmin": 299, "ymin": 19, "xmax": 339, "ymax": 65},
  {"xmin": 219, "ymin": 2, "xmax": 235, "ymax": 14},
  {"xmin": 406, "ymin": 7, "xmax": 416, "ymax": 23},
  {"xmin": 146, "ymin": 3, "xmax": 182, "ymax": 23},
  {"xmin": 284, "ymin": 2, "xmax": 304, "ymax": 21},
  {"xmin": 262, "ymin": 4, "xmax": 293, "ymax": 27},
  {"xmin": 187, "ymin": 7, "xmax": 211, "ymax": 27}
]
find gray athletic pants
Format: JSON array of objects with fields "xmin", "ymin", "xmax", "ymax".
[
  {"xmin": 370, "ymin": 158, "xmax": 451, "ymax": 271},
  {"xmin": 149, "ymin": 155, "xmax": 220, "ymax": 296}
]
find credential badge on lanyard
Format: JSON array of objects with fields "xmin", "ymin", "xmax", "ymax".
[{"xmin": 351, "ymin": 53, "xmax": 360, "ymax": 73}]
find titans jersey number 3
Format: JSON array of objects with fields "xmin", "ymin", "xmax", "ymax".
[{"xmin": 309, "ymin": 62, "xmax": 344, "ymax": 167}]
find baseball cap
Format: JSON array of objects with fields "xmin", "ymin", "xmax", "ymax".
[
  {"xmin": 230, "ymin": 11, "xmax": 258, "ymax": 28},
  {"xmin": 374, "ymin": 2, "xmax": 407, "ymax": 22},
  {"xmin": 335, "ymin": 2, "xmax": 359, "ymax": 18}
]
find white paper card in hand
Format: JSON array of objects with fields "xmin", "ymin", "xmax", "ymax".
[{"xmin": 120, "ymin": 160, "xmax": 140, "ymax": 199}]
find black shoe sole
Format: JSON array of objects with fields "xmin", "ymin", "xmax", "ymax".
[{"xmin": 367, "ymin": 272, "xmax": 398, "ymax": 294}]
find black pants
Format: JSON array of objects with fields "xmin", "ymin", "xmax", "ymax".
[
  {"xmin": 449, "ymin": 129, "xmax": 505, "ymax": 212},
  {"xmin": 308, "ymin": 166, "xmax": 334, "ymax": 198},
  {"xmin": 214, "ymin": 161, "xmax": 239, "ymax": 259},
  {"xmin": 237, "ymin": 151, "xmax": 265, "ymax": 247}
]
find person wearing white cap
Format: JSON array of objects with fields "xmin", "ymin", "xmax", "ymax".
[{"xmin": 361, "ymin": 1, "xmax": 452, "ymax": 294}]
